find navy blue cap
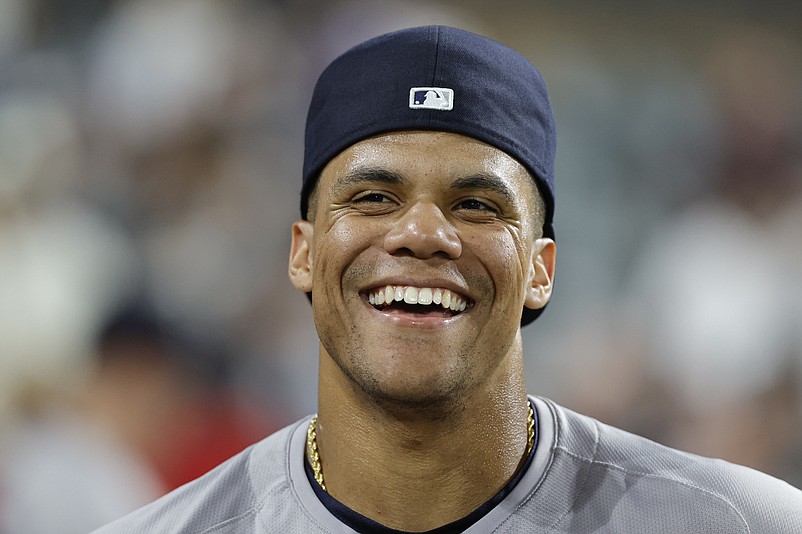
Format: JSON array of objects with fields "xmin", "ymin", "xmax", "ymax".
[{"xmin": 301, "ymin": 25, "xmax": 556, "ymax": 325}]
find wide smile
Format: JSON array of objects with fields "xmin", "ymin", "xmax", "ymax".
[{"xmin": 364, "ymin": 284, "xmax": 473, "ymax": 319}]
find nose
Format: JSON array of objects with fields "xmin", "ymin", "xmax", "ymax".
[{"xmin": 383, "ymin": 202, "xmax": 462, "ymax": 259}]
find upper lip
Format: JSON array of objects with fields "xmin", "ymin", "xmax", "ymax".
[{"xmin": 360, "ymin": 277, "xmax": 474, "ymax": 304}]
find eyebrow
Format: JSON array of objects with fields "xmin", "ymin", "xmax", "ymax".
[
  {"xmin": 332, "ymin": 167, "xmax": 516, "ymax": 206},
  {"xmin": 331, "ymin": 167, "xmax": 407, "ymax": 196},
  {"xmin": 450, "ymin": 173, "xmax": 516, "ymax": 205}
]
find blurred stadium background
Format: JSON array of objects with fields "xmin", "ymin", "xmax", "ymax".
[{"xmin": 1, "ymin": 1, "xmax": 800, "ymax": 531}]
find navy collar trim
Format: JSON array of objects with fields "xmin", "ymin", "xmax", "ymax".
[{"xmin": 303, "ymin": 400, "xmax": 539, "ymax": 534}]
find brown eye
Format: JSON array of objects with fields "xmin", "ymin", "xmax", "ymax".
[
  {"xmin": 350, "ymin": 191, "xmax": 397, "ymax": 215},
  {"xmin": 457, "ymin": 198, "xmax": 494, "ymax": 211},
  {"xmin": 355, "ymin": 193, "xmax": 390, "ymax": 203}
]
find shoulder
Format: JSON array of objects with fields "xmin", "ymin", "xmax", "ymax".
[
  {"xmin": 535, "ymin": 398, "xmax": 802, "ymax": 533},
  {"xmin": 91, "ymin": 419, "xmax": 306, "ymax": 534}
]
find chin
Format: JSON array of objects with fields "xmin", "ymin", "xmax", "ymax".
[
  {"xmin": 352, "ymin": 365, "xmax": 473, "ymax": 417},
  {"xmin": 324, "ymin": 330, "xmax": 483, "ymax": 414}
]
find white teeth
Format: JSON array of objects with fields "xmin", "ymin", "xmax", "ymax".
[
  {"xmin": 368, "ymin": 285, "xmax": 470, "ymax": 314},
  {"xmin": 418, "ymin": 288, "xmax": 432, "ymax": 305},
  {"xmin": 404, "ymin": 286, "xmax": 418, "ymax": 304},
  {"xmin": 432, "ymin": 288, "xmax": 442, "ymax": 305},
  {"xmin": 385, "ymin": 285, "xmax": 393, "ymax": 303}
]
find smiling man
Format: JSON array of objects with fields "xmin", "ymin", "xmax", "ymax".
[
  {"xmin": 288, "ymin": 126, "xmax": 553, "ymax": 531},
  {"xmin": 95, "ymin": 25, "xmax": 801, "ymax": 534}
]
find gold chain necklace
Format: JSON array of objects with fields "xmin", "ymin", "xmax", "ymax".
[
  {"xmin": 307, "ymin": 403, "xmax": 535, "ymax": 492},
  {"xmin": 306, "ymin": 413, "xmax": 326, "ymax": 490}
]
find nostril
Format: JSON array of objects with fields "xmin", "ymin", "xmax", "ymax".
[{"xmin": 382, "ymin": 203, "xmax": 462, "ymax": 260}]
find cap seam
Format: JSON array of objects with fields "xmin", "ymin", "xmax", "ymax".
[
  {"xmin": 424, "ymin": 25, "xmax": 442, "ymax": 124},
  {"xmin": 430, "ymin": 26, "xmax": 441, "ymax": 87}
]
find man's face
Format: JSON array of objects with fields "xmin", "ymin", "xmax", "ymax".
[{"xmin": 290, "ymin": 131, "xmax": 555, "ymax": 407}]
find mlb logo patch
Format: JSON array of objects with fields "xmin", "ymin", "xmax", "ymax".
[{"xmin": 409, "ymin": 87, "xmax": 454, "ymax": 111}]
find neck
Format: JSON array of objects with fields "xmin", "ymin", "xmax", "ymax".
[{"xmin": 314, "ymin": 344, "xmax": 529, "ymax": 531}]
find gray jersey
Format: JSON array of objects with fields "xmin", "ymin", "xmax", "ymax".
[{"xmin": 93, "ymin": 397, "xmax": 802, "ymax": 533}]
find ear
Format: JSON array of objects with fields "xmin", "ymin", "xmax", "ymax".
[
  {"xmin": 289, "ymin": 220, "xmax": 314, "ymax": 292},
  {"xmin": 524, "ymin": 238, "xmax": 556, "ymax": 310}
]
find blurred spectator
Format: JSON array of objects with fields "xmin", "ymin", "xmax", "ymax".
[
  {"xmin": 626, "ymin": 26, "xmax": 802, "ymax": 482},
  {"xmin": 0, "ymin": 89, "xmax": 140, "ymax": 430},
  {"xmin": 1, "ymin": 302, "xmax": 277, "ymax": 533},
  {"xmin": 0, "ymin": 305, "xmax": 174, "ymax": 534}
]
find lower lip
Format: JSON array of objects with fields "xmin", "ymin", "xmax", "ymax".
[{"xmin": 363, "ymin": 299, "xmax": 464, "ymax": 328}]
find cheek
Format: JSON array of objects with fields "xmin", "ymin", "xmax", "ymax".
[
  {"xmin": 498, "ymin": 244, "xmax": 528, "ymax": 301},
  {"xmin": 313, "ymin": 220, "xmax": 377, "ymax": 293},
  {"xmin": 315, "ymin": 221, "xmax": 354, "ymax": 268},
  {"xmin": 464, "ymin": 231, "xmax": 527, "ymax": 296}
]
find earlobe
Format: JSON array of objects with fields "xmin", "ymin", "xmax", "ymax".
[
  {"xmin": 289, "ymin": 221, "xmax": 315, "ymax": 292},
  {"xmin": 524, "ymin": 238, "xmax": 556, "ymax": 310}
]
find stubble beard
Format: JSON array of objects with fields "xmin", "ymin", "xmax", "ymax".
[
  {"xmin": 322, "ymin": 328, "xmax": 477, "ymax": 421},
  {"xmin": 321, "ymin": 262, "xmax": 504, "ymax": 419}
]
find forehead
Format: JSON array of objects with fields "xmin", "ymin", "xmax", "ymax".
[{"xmin": 319, "ymin": 131, "xmax": 536, "ymax": 196}]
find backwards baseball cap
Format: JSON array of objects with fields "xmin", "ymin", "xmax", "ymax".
[{"xmin": 301, "ymin": 25, "xmax": 556, "ymax": 325}]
